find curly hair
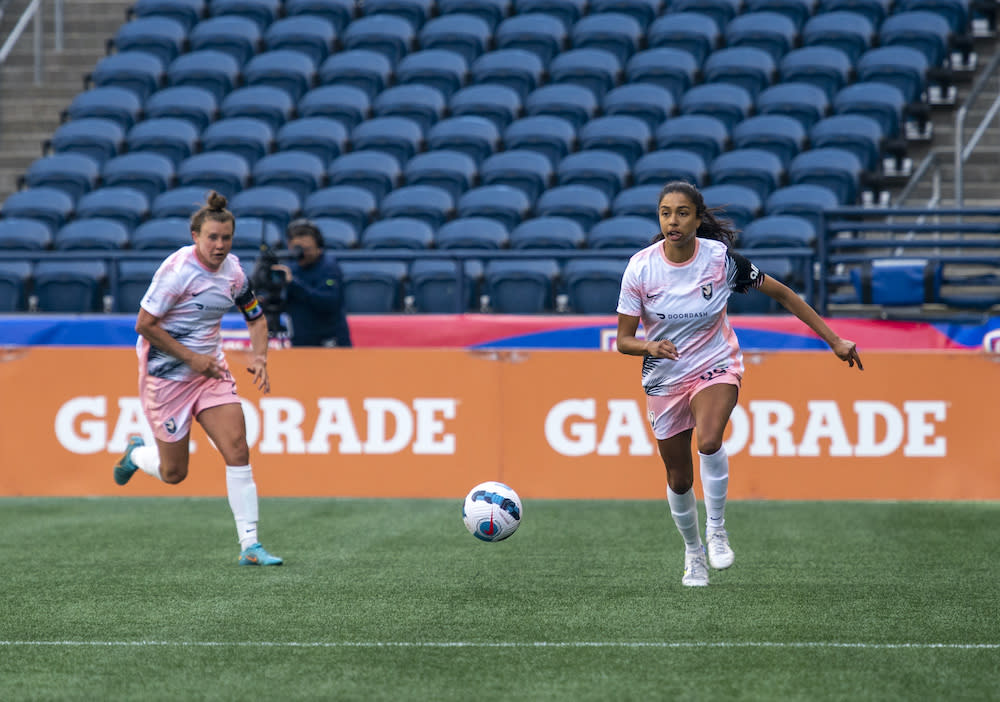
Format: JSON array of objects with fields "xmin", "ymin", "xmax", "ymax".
[{"xmin": 651, "ymin": 181, "xmax": 738, "ymax": 248}]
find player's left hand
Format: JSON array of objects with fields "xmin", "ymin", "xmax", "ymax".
[
  {"xmin": 833, "ymin": 339, "xmax": 863, "ymax": 371},
  {"xmin": 246, "ymin": 358, "xmax": 270, "ymax": 393}
]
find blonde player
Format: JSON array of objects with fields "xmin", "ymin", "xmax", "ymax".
[
  {"xmin": 616, "ymin": 181, "xmax": 863, "ymax": 586},
  {"xmin": 113, "ymin": 190, "xmax": 282, "ymax": 566}
]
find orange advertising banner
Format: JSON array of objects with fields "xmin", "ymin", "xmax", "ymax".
[{"xmin": 0, "ymin": 347, "xmax": 997, "ymax": 500}]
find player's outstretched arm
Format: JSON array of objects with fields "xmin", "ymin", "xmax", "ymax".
[{"xmin": 245, "ymin": 315, "xmax": 270, "ymax": 393}]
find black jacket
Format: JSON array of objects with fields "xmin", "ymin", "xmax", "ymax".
[{"xmin": 284, "ymin": 252, "xmax": 352, "ymax": 347}]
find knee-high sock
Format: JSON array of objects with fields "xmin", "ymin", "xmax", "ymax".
[
  {"xmin": 699, "ymin": 447, "xmax": 729, "ymax": 532},
  {"xmin": 667, "ymin": 486, "xmax": 702, "ymax": 553},
  {"xmin": 226, "ymin": 464, "xmax": 259, "ymax": 550},
  {"xmin": 132, "ymin": 445, "xmax": 163, "ymax": 480}
]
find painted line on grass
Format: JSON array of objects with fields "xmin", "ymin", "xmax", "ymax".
[{"xmin": 1, "ymin": 641, "xmax": 998, "ymax": 650}]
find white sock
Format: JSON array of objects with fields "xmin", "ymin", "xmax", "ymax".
[
  {"xmin": 699, "ymin": 447, "xmax": 729, "ymax": 533},
  {"xmin": 667, "ymin": 486, "xmax": 702, "ymax": 553},
  {"xmin": 226, "ymin": 464, "xmax": 260, "ymax": 550},
  {"xmin": 131, "ymin": 445, "xmax": 163, "ymax": 480}
]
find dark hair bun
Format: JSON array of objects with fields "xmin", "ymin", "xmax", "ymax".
[{"xmin": 206, "ymin": 190, "xmax": 228, "ymax": 211}]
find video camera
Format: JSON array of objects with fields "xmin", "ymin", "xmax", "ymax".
[{"xmin": 251, "ymin": 244, "xmax": 289, "ymax": 339}]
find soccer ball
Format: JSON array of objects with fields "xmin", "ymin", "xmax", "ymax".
[{"xmin": 462, "ymin": 481, "xmax": 522, "ymax": 542}]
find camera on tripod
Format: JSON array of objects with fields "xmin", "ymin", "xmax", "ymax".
[{"xmin": 250, "ymin": 244, "xmax": 290, "ymax": 340}]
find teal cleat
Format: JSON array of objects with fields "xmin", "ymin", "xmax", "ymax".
[
  {"xmin": 238, "ymin": 543, "xmax": 283, "ymax": 566},
  {"xmin": 113, "ymin": 436, "xmax": 145, "ymax": 486}
]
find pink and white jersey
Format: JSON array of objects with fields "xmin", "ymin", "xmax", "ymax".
[
  {"xmin": 617, "ymin": 238, "xmax": 764, "ymax": 395},
  {"xmin": 138, "ymin": 245, "xmax": 262, "ymax": 381}
]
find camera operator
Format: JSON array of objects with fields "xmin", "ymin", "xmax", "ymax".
[{"xmin": 268, "ymin": 219, "xmax": 352, "ymax": 348}]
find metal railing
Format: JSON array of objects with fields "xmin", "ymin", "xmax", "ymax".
[{"xmin": 0, "ymin": 0, "xmax": 63, "ymax": 85}]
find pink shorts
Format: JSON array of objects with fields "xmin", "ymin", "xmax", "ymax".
[
  {"xmin": 646, "ymin": 371, "xmax": 741, "ymax": 441},
  {"xmin": 139, "ymin": 361, "xmax": 241, "ymax": 443}
]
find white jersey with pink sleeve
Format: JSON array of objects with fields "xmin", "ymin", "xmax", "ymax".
[
  {"xmin": 137, "ymin": 245, "xmax": 263, "ymax": 381},
  {"xmin": 616, "ymin": 237, "xmax": 764, "ymax": 395}
]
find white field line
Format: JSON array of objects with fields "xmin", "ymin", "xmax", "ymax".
[{"xmin": 0, "ymin": 641, "xmax": 997, "ymax": 650}]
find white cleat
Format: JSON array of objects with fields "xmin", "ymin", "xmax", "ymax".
[
  {"xmin": 706, "ymin": 528, "xmax": 735, "ymax": 570},
  {"xmin": 682, "ymin": 548, "xmax": 709, "ymax": 587}
]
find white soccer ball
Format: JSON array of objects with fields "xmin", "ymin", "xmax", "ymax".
[{"xmin": 462, "ymin": 481, "xmax": 522, "ymax": 542}]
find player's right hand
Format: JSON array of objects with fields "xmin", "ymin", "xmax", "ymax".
[
  {"xmin": 646, "ymin": 339, "xmax": 680, "ymax": 360},
  {"xmin": 189, "ymin": 354, "xmax": 223, "ymax": 378}
]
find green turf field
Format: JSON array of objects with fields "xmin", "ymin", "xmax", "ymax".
[{"xmin": 1, "ymin": 498, "xmax": 997, "ymax": 701}]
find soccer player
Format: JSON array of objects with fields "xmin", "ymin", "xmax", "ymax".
[
  {"xmin": 113, "ymin": 190, "xmax": 283, "ymax": 566},
  {"xmin": 615, "ymin": 181, "xmax": 863, "ymax": 587}
]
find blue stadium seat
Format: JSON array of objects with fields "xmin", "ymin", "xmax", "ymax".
[
  {"xmin": 340, "ymin": 260, "xmax": 408, "ymax": 313},
  {"xmin": 66, "ymin": 87, "xmax": 143, "ymax": 129},
  {"xmin": 765, "ymin": 182, "xmax": 839, "ymax": 233},
  {"xmin": 229, "ymin": 185, "xmax": 302, "ymax": 231},
  {"xmin": 702, "ymin": 46, "xmax": 777, "ymax": 100},
  {"xmin": 879, "ymin": 11, "xmax": 951, "ymax": 67},
  {"xmin": 633, "ymin": 149, "xmax": 707, "ymax": 186},
  {"xmin": 32, "ymin": 260, "xmax": 108, "ymax": 312},
  {"xmin": 276, "ymin": 117, "xmax": 349, "ymax": 165},
  {"xmin": 755, "ymin": 82, "xmax": 830, "ymax": 129},
  {"xmin": 509, "ymin": 215, "xmax": 585, "ymax": 249},
  {"xmin": 856, "ymin": 46, "xmax": 929, "ymax": 105},
  {"xmin": 624, "ymin": 48, "xmax": 698, "ymax": 100},
  {"xmin": 309, "ymin": 217, "xmax": 359, "ymax": 249},
  {"xmin": 90, "ymin": 51, "xmax": 165, "ymax": 101},
  {"xmin": 457, "ymin": 184, "xmax": 533, "ymax": 228},
  {"xmin": 470, "ymin": 49, "xmax": 545, "ymax": 99},
  {"xmin": 654, "ymin": 114, "xmax": 729, "ymax": 163},
  {"xmin": 49, "ymin": 118, "xmax": 125, "ymax": 165},
  {"xmin": 126, "ymin": 118, "xmax": 199, "ymax": 166},
  {"xmin": 285, "ymin": 0, "xmax": 355, "ymax": 32},
  {"xmin": 556, "ymin": 149, "xmax": 630, "ymax": 198},
  {"xmin": 166, "ymin": 49, "xmax": 241, "ymax": 102},
  {"xmin": 101, "ymin": 152, "xmax": 176, "ymax": 201},
  {"xmin": 0, "ymin": 218, "xmax": 52, "ymax": 250},
  {"xmin": 680, "ymin": 83, "xmax": 754, "ymax": 131},
  {"xmin": 833, "ymin": 81, "xmax": 906, "ymax": 137},
  {"xmin": 515, "ymin": 0, "xmax": 586, "ymax": 26},
  {"xmin": 395, "ymin": 48, "xmax": 469, "ymax": 98},
  {"xmin": 438, "ymin": 0, "xmax": 512, "ymax": 30},
  {"xmin": 327, "ymin": 150, "xmax": 403, "ymax": 200},
  {"xmin": 548, "ymin": 47, "xmax": 622, "ymax": 100},
  {"xmin": 380, "ymin": 184, "xmax": 455, "ymax": 227},
  {"xmin": 579, "ymin": 115, "xmax": 650, "ymax": 166},
  {"xmin": 601, "ymin": 83, "xmax": 676, "ymax": 130},
  {"xmin": 435, "ymin": 216, "xmax": 510, "ymax": 249},
  {"xmin": 449, "ymin": 84, "xmax": 523, "ymax": 129},
  {"xmin": 177, "ymin": 151, "xmax": 252, "ymax": 199},
  {"xmin": 670, "ymin": 0, "xmax": 742, "ymax": 27},
  {"xmin": 895, "ymin": 0, "xmax": 969, "ymax": 33},
  {"xmin": 484, "ymin": 258, "xmax": 561, "ymax": 313},
  {"xmin": 54, "ymin": 218, "xmax": 130, "ymax": 250},
  {"xmin": 587, "ymin": 214, "xmax": 657, "ymax": 250},
  {"xmin": 189, "ymin": 15, "xmax": 262, "ymax": 65},
  {"xmin": 743, "ymin": 0, "xmax": 815, "ymax": 28},
  {"xmin": 495, "ymin": 13, "xmax": 568, "ymax": 64},
  {"xmin": 724, "ymin": 11, "xmax": 798, "ymax": 62},
  {"xmin": 132, "ymin": 0, "xmax": 206, "ymax": 31},
  {"xmin": 361, "ymin": 216, "xmax": 436, "ymax": 248},
  {"xmin": 536, "ymin": 183, "xmax": 610, "ymax": 229},
  {"xmin": 318, "ymin": 50, "xmax": 393, "ymax": 98},
  {"xmin": 131, "ymin": 216, "xmax": 193, "ymax": 249},
  {"xmin": 237, "ymin": 215, "xmax": 284, "ymax": 249},
  {"xmin": 75, "ymin": 186, "xmax": 150, "ymax": 232},
  {"xmin": 504, "ymin": 115, "xmax": 576, "ymax": 164},
  {"xmin": 419, "ymin": 13, "xmax": 492, "ymax": 63},
  {"xmin": 363, "ymin": 0, "xmax": 435, "ymax": 28},
  {"xmin": 404, "ymin": 150, "xmax": 478, "ymax": 200},
  {"xmin": 151, "ymin": 186, "xmax": 219, "ymax": 218},
  {"xmin": 589, "ymin": 0, "xmax": 663, "ymax": 24},
  {"xmin": 220, "ymin": 85, "xmax": 295, "ymax": 130},
  {"xmin": 351, "ymin": 116, "xmax": 425, "ymax": 164},
  {"xmin": 23, "ymin": 153, "xmax": 100, "ymax": 201},
  {"xmin": 1, "ymin": 188, "xmax": 74, "ymax": 232},
  {"xmin": 342, "ymin": 14, "xmax": 416, "ymax": 65},
  {"xmin": 700, "ymin": 183, "xmax": 763, "ymax": 230},
  {"xmin": 303, "ymin": 185, "xmax": 378, "ymax": 230},
  {"xmin": 298, "ymin": 84, "xmax": 371, "ymax": 128},
  {"xmin": 115, "ymin": 259, "xmax": 162, "ymax": 312},
  {"xmin": 788, "ymin": 147, "xmax": 864, "ymax": 204},
  {"xmin": 143, "ymin": 85, "xmax": 218, "ymax": 130},
  {"xmin": 647, "ymin": 13, "xmax": 720, "ymax": 67},
  {"xmin": 209, "ymin": 0, "xmax": 281, "ymax": 29},
  {"xmin": 479, "ymin": 149, "xmax": 554, "ymax": 201},
  {"xmin": 610, "ymin": 183, "xmax": 660, "ymax": 219},
  {"xmin": 731, "ymin": 114, "xmax": 807, "ymax": 168},
  {"xmin": 252, "ymin": 150, "xmax": 326, "ymax": 200},
  {"xmin": 264, "ymin": 15, "xmax": 337, "ymax": 64},
  {"xmin": 740, "ymin": 213, "xmax": 816, "ymax": 249},
  {"xmin": 0, "ymin": 260, "xmax": 32, "ymax": 311},
  {"xmin": 427, "ymin": 116, "xmax": 501, "ymax": 165},
  {"xmin": 525, "ymin": 83, "xmax": 598, "ymax": 129},
  {"xmin": 779, "ymin": 46, "xmax": 853, "ymax": 101},
  {"xmin": 373, "ymin": 84, "xmax": 447, "ymax": 131},
  {"xmin": 801, "ymin": 11, "xmax": 875, "ymax": 63},
  {"xmin": 200, "ymin": 117, "xmax": 275, "ymax": 166},
  {"xmin": 563, "ymin": 258, "xmax": 629, "ymax": 313},
  {"xmin": 571, "ymin": 12, "xmax": 642, "ymax": 64},
  {"xmin": 243, "ymin": 49, "xmax": 317, "ymax": 101},
  {"xmin": 409, "ymin": 258, "xmax": 484, "ymax": 312},
  {"xmin": 809, "ymin": 114, "xmax": 883, "ymax": 172},
  {"xmin": 817, "ymin": 0, "xmax": 890, "ymax": 23}
]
